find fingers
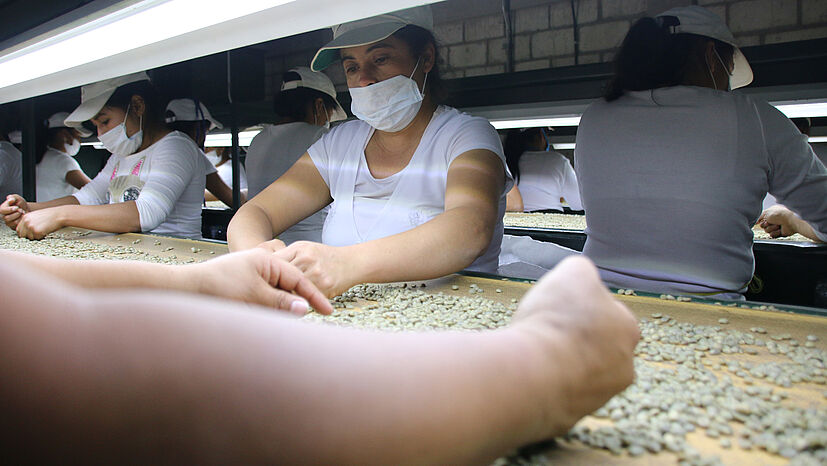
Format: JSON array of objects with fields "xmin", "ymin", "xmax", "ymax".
[
  {"xmin": 265, "ymin": 255, "xmax": 333, "ymax": 315},
  {"xmin": 257, "ymin": 287, "xmax": 314, "ymax": 316}
]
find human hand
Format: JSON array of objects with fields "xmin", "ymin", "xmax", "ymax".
[
  {"xmin": 255, "ymin": 238, "xmax": 287, "ymax": 253},
  {"xmin": 15, "ymin": 208, "xmax": 63, "ymax": 240},
  {"xmin": 757, "ymin": 204, "xmax": 798, "ymax": 238},
  {"xmin": 190, "ymin": 248, "xmax": 333, "ymax": 315},
  {"xmin": 511, "ymin": 256, "xmax": 639, "ymax": 435},
  {"xmin": 273, "ymin": 241, "xmax": 353, "ymax": 298},
  {"xmin": 1, "ymin": 194, "xmax": 29, "ymax": 229}
]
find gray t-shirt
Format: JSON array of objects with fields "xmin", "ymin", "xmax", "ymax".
[
  {"xmin": 245, "ymin": 122, "xmax": 328, "ymax": 244},
  {"xmin": 0, "ymin": 141, "xmax": 22, "ymax": 201},
  {"xmin": 576, "ymin": 86, "xmax": 827, "ymax": 296}
]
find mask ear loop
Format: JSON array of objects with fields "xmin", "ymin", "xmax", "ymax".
[
  {"xmin": 705, "ymin": 52, "xmax": 718, "ymax": 91},
  {"xmin": 409, "ymin": 56, "xmax": 429, "ymax": 97}
]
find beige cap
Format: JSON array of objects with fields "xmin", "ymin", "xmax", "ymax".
[
  {"xmin": 166, "ymin": 99, "xmax": 223, "ymax": 130},
  {"xmin": 311, "ymin": 6, "xmax": 433, "ymax": 72},
  {"xmin": 281, "ymin": 67, "xmax": 347, "ymax": 121},
  {"xmin": 64, "ymin": 71, "xmax": 150, "ymax": 126},
  {"xmin": 657, "ymin": 6, "xmax": 753, "ymax": 89},
  {"xmin": 48, "ymin": 111, "xmax": 92, "ymax": 137}
]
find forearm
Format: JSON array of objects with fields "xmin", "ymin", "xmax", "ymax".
[
  {"xmin": 792, "ymin": 217, "xmax": 825, "ymax": 243},
  {"xmin": 346, "ymin": 207, "xmax": 492, "ymax": 284},
  {"xmin": 227, "ymin": 203, "xmax": 277, "ymax": 251},
  {"xmin": 53, "ymin": 201, "xmax": 142, "ymax": 233},
  {"xmin": 0, "ymin": 250, "xmax": 194, "ymax": 292},
  {"xmin": 29, "ymin": 195, "xmax": 80, "ymax": 211},
  {"xmin": 1, "ymin": 271, "xmax": 558, "ymax": 464}
]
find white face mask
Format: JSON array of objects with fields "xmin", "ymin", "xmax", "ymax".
[
  {"xmin": 99, "ymin": 104, "xmax": 143, "ymax": 156},
  {"xmin": 65, "ymin": 138, "xmax": 81, "ymax": 156},
  {"xmin": 349, "ymin": 58, "xmax": 428, "ymax": 132}
]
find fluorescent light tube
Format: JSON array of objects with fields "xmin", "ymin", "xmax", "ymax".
[
  {"xmin": 489, "ymin": 116, "xmax": 581, "ymax": 129},
  {"xmin": 204, "ymin": 130, "xmax": 260, "ymax": 147},
  {"xmin": 773, "ymin": 102, "xmax": 827, "ymax": 119},
  {"xmin": 0, "ymin": 0, "xmax": 296, "ymax": 89},
  {"xmin": 552, "ymin": 143, "xmax": 576, "ymax": 150},
  {"xmin": 809, "ymin": 136, "xmax": 827, "ymax": 143}
]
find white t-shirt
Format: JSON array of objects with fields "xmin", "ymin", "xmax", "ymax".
[
  {"xmin": 0, "ymin": 141, "xmax": 22, "ymax": 200},
  {"xmin": 74, "ymin": 131, "xmax": 206, "ymax": 238},
  {"xmin": 245, "ymin": 122, "xmax": 329, "ymax": 244},
  {"xmin": 308, "ymin": 105, "xmax": 512, "ymax": 273},
  {"xmin": 215, "ymin": 161, "xmax": 247, "ymax": 191},
  {"xmin": 36, "ymin": 148, "xmax": 84, "ymax": 202},
  {"xmin": 576, "ymin": 86, "xmax": 827, "ymax": 296},
  {"xmin": 517, "ymin": 150, "xmax": 582, "ymax": 211}
]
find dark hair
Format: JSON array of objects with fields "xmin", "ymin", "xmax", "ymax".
[
  {"xmin": 503, "ymin": 128, "xmax": 544, "ymax": 184},
  {"xmin": 273, "ymin": 71, "xmax": 339, "ymax": 122},
  {"xmin": 604, "ymin": 17, "xmax": 734, "ymax": 101},
  {"xmin": 392, "ymin": 25, "xmax": 446, "ymax": 104},
  {"xmin": 791, "ymin": 117, "xmax": 811, "ymax": 136},
  {"xmin": 104, "ymin": 80, "xmax": 168, "ymax": 126}
]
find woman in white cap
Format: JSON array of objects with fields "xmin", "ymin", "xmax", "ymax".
[
  {"xmin": 575, "ymin": 6, "xmax": 827, "ymax": 298},
  {"xmin": 1, "ymin": 72, "xmax": 207, "ymax": 239},
  {"xmin": 228, "ymin": 6, "xmax": 512, "ymax": 297},
  {"xmin": 165, "ymin": 98, "xmax": 243, "ymax": 206},
  {"xmin": 34, "ymin": 112, "xmax": 93, "ymax": 202},
  {"xmin": 244, "ymin": 67, "xmax": 346, "ymax": 244}
]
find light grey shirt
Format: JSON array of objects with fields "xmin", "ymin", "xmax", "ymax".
[
  {"xmin": 0, "ymin": 141, "xmax": 22, "ymax": 201},
  {"xmin": 245, "ymin": 122, "xmax": 328, "ymax": 244},
  {"xmin": 576, "ymin": 86, "xmax": 827, "ymax": 296}
]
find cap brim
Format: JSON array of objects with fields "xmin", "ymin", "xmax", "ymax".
[
  {"xmin": 64, "ymin": 89, "xmax": 114, "ymax": 126},
  {"xmin": 311, "ymin": 22, "xmax": 406, "ymax": 71},
  {"xmin": 330, "ymin": 102, "xmax": 348, "ymax": 122},
  {"xmin": 71, "ymin": 125, "xmax": 93, "ymax": 138},
  {"xmin": 730, "ymin": 48, "xmax": 753, "ymax": 89},
  {"xmin": 209, "ymin": 117, "xmax": 223, "ymax": 130}
]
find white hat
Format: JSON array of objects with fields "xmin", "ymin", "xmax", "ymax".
[
  {"xmin": 166, "ymin": 98, "xmax": 223, "ymax": 130},
  {"xmin": 64, "ymin": 71, "xmax": 150, "ymax": 126},
  {"xmin": 311, "ymin": 6, "xmax": 433, "ymax": 72},
  {"xmin": 280, "ymin": 67, "xmax": 348, "ymax": 122},
  {"xmin": 47, "ymin": 111, "xmax": 92, "ymax": 138},
  {"xmin": 8, "ymin": 130, "xmax": 21, "ymax": 145},
  {"xmin": 657, "ymin": 6, "xmax": 753, "ymax": 89}
]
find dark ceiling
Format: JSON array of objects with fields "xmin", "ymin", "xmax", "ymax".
[{"xmin": 0, "ymin": 0, "xmax": 94, "ymax": 46}]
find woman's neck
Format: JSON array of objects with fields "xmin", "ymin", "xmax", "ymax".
[
  {"xmin": 371, "ymin": 100, "xmax": 437, "ymax": 149},
  {"xmin": 136, "ymin": 122, "xmax": 171, "ymax": 152}
]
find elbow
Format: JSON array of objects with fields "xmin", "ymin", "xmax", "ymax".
[{"xmin": 459, "ymin": 216, "xmax": 495, "ymax": 268}]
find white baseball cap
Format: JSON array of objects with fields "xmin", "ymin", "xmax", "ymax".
[
  {"xmin": 657, "ymin": 6, "xmax": 753, "ymax": 89},
  {"xmin": 47, "ymin": 111, "xmax": 92, "ymax": 138},
  {"xmin": 64, "ymin": 71, "xmax": 150, "ymax": 126},
  {"xmin": 280, "ymin": 67, "xmax": 348, "ymax": 121},
  {"xmin": 8, "ymin": 130, "xmax": 21, "ymax": 145},
  {"xmin": 166, "ymin": 98, "xmax": 223, "ymax": 130},
  {"xmin": 311, "ymin": 5, "xmax": 433, "ymax": 72}
]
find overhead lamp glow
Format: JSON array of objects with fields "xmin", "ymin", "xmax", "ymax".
[
  {"xmin": 0, "ymin": 0, "xmax": 295, "ymax": 89},
  {"xmin": 80, "ymin": 141, "xmax": 105, "ymax": 149},
  {"xmin": 490, "ymin": 116, "xmax": 581, "ymax": 130},
  {"xmin": 810, "ymin": 136, "xmax": 827, "ymax": 143},
  {"xmin": 772, "ymin": 102, "xmax": 827, "ymax": 119},
  {"xmin": 204, "ymin": 130, "xmax": 260, "ymax": 147},
  {"xmin": 553, "ymin": 143, "xmax": 576, "ymax": 150}
]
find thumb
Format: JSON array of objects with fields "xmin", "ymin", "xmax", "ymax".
[{"xmin": 256, "ymin": 285, "xmax": 310, "ymax": 315}]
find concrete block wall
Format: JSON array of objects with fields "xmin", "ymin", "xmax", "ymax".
[
  {"xmin": 434, "ymin": 0, "xmax": 827, "ymax": 78},
  {"xmin": 260, "ymin": 0, "xmax": 827, "ymax": 100}
]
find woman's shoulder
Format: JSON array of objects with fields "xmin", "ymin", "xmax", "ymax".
[
  {"xmin": 429, "ymin": 106, "xmax": 498, "ymax": 138},
  {"xmin": 150, "ymin": 131, "xmax": 200, "ymax": 155}
]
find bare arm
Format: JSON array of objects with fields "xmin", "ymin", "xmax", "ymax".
[
  {"xmin": 506, "ymin": 184, "xmax": 524, "ymax": 212},
  {"xmin": 15, "ymin": 201, "xmax": 141, "ymax": 240},
  {"xmin": 65, "ymin": 170, "xmax": 92, "ymax": 190},
  {"xmin": 227, "ymin": 153, "xmax": 332, "ymax": 252},
  {"xmin": 276, "ymin": 150, "xmax": 505, "ymax": 296},
  {"xmin": 0, "ymin": 248, "xmax": 332, "ymax": 313},
  {"xmin": 204, "ymin": 172, "xmax": 246, "ymax": 205},
  {"xmin": 0, "ymin": 255, "xmax": 637, "ymax": 464},
  {"xmin": 758, "ymin": 204, "xmax": 825, "ymax": 243}
]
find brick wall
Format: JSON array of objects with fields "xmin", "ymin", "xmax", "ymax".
[{"xmin": 261, "ymin": 0, "xmax": 827, "ymax": 100}]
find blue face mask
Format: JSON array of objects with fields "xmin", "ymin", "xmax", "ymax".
[{"xmin": 542, "ymin": 128, "xmax": 551, "ymax": 152}]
